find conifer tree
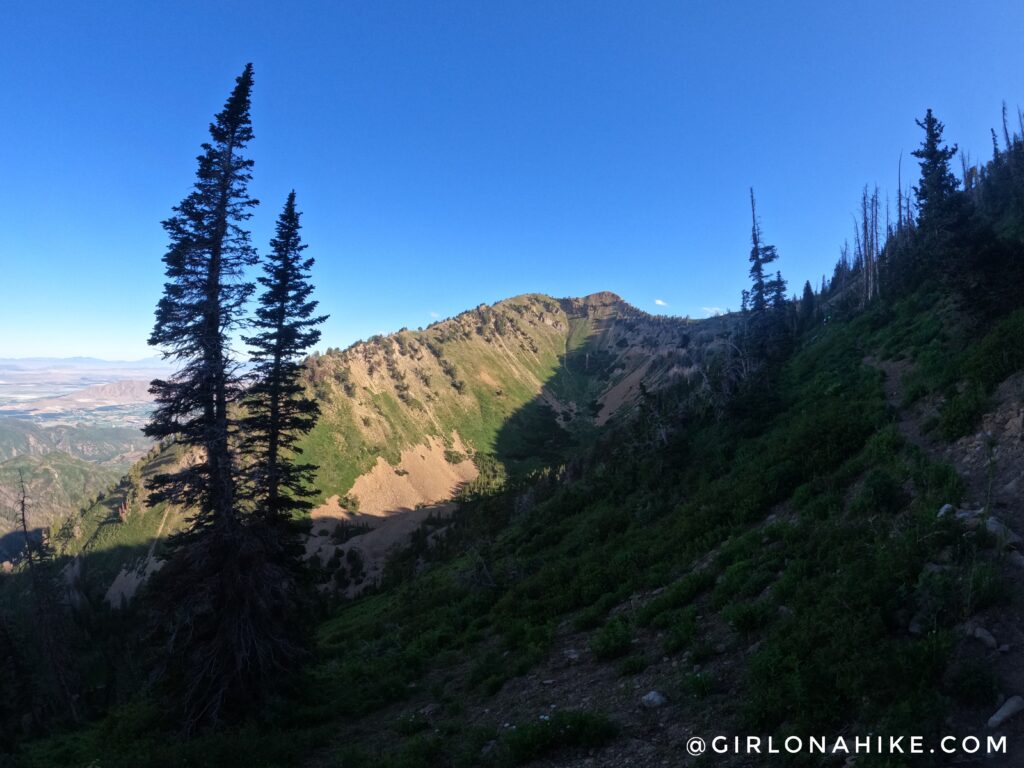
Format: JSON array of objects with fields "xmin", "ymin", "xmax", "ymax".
[
  {"xmin": 146, "ymin": 63, "xmax": 257, "ymax": 527},
  {"xmin": 912, "ymin": 109, "xmax": 959, "ymax": 230},
  {"xmin": 144, "ymin": 65, "xmax": 296, "ymax": 731},
  {"xmin": 241, "ymin": 191, "xmax": 326, "ymax": 524},
  {"xmin": 799, "ymin": 279, "xmax": 816, "ymax": 326},
  {"xmin": 747, "ymin": 189, "xmax": 778, "ymax": 312},
  {"xmin": 768, "ymin": 270, "xmax": 787, "ymax": 310}
]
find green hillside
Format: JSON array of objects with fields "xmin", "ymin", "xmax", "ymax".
[
  {"xmin": 18, "ymin": 279, "xmax": 1024, "ymax": 768},
  {"xmin": 0, "ymin": 419, "xmax": 148, "ymax": 464},
  {"xmin": 0, "ymin": 453, "xmax": 122, "ymax": 559},
  {"xmin": 299, "ymin": 291, "xmax": 713, "ymax": 501}
]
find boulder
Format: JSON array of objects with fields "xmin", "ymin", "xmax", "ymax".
[
  {"xmin": 973, "ymin": 626, "xmax": 998, "ymax": 649},
  {"xmin": 987, "ymin": 695, "xmax": 1024, "ymax": 729},
  {"xmin": 985, "ymin": 517, "xmax": 1023, "ymax": 548},
  {"xmin": 641, "ymin": 690, "xmax": 668, "ymax": 709}
]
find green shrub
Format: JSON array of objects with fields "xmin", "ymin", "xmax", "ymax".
[
  {"xmin": 503, "ymin": 711, "xmax": 618, "ymax": 764},
  {"xmin": 663, "ymin": 607, "xmax": 698, "ymax": 654},
  {"xmin": 850, "ymin": 469, "xmax": 908, "ymax": 517},
  {"xmin": 638, "ymin": 570, "xmax": 714, "ymax": 626},
  {"xmin": 618, "ymin": 654, "xmax": 648, "ymax": 676},
  {"xmin": 590, "ymin": 616, "xmax": 632, "ymax": 660},
  {"xmin": 938, "ymin": 383, "xmax": 987, "ymax": 440},
  {"xmin": 722, "ymin": 600, "xmax": 774, "ymax": 637},
  {"xmin": 962, "ymin": 309, "xmax": 1024, "ymax": 390}
]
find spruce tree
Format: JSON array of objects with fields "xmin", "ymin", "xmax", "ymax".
[
  {"xmin": 747, "ymin": 189, "xmax": 778, "ymax": 312},
  {"xmin": 911, "ymin": 109, "xmax": 959, "ymax": 230},
  {"xmin": 144, "ymin": 65, "xmax": 295, "ymax": 731},
  {"xmin": 241, "ymin": 191, "xmax": 326, "ymax": 524},
  {"xmin": 799, "ymin": 279, "xmax": 816, "ymax": 326},
  {"xmin": 146, "ymin": 63, "xmax": 257, "ymax": 526},
  {"xmin": 768, "ymin": 270, "xmax": 787, "ymax": 310}
]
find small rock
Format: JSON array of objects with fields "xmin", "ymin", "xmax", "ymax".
[
  {"xmin": 641, "ymin": 690, "xmax": 668, "ymax": 709},
  {"xmin": 986, "ymin": 517, "xmax": 1023, "ymax": 548},
  {"xmin": 418, "ymin": 703, "xmax": 440, "ymax": 717},
  {"xmin": 999, "ymin": 644, "xmax": 1011, "ymax": 653},
  {"xmin": 938, "ymin": 503, "xmax": 956, "ymax": 519},
  {"xmin": 563, "ymin": 648, "xmax": 581, "ymax": 664},
  {"xmin": 923, "ymin": 562, "xmax": 951, "ymax": 575},
  {"xmin": 479, "ymin": 740, "xmax": 499, "ymax": 760},
  {"xmin": 987, "ymin": 695, "xmax": 1024, "ymax": 729},
  {"xmin": 974, "ymin": 627, "xmax": 998, "ymax": 649},
  {"xmin": 541, "ymin": 679, "xmax": 554, "ymax": 685}
]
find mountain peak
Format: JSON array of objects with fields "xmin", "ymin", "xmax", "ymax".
[{"xmin": 579, "ymin": 290, "xmax": 624, "ymax": 306}]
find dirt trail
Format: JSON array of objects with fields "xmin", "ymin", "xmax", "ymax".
[{"xmin": 104, "ymin": 503, "xmax": 172, "ymax": 607}]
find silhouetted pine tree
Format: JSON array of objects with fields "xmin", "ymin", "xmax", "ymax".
[
  {"xmin": 798, "ymin": 280, "xmax": 816, "ymax": 327},
  {"xmin": 144, "ymin": 65, "xmax": 298, "ymax": 732},
  {"xmin": 768, "ymin": 270, "xmax": 787, "ymax": 310},
  {"xmin": 146, "ymin": 63, "xmax": 257, "ymax": 526},
  {"xmin": 16, "ymin": 472, "xmax": 79, "ymax": 725},
  {"xmin": 748, "ymin": 189, "xmax": 769, "ymax": 311},
  {"xmin": 241, "ymin": 191, "xmax": 326, "ymax": 524},
  {"xmin": 747, "ymin": 190, "xmax": 780, "ymax": 313},
  {"xmin": 912, "ymin": 109, "xmax": 960, "ymax": 230}
]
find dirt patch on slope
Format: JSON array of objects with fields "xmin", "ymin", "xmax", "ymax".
[
  {"xmin": 307, "ymin": 434, "xmax": 477, "ymax": 594},
  {"xmin": 346, "ymin": 435, "xmax": 476, "ymax": 516},
  {"xmin": 595, "ymin": 358, "xmax": 652, "ymax": 426}
]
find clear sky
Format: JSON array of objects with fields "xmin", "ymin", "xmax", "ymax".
[{"xmin": 1, "ymin": 1, "xmax": 1022, "ymax": 359}]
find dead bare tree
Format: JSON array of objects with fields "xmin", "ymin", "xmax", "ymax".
[{"xmin": 17, "ymin": 471, "xmax": 80, "ymax": 724}]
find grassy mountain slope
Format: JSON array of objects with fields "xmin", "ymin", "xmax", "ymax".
[
  {"xmin": 0, "ymin": 454, "xmax": 122, "ymax": 559},
  {"xmin": 299, "ymin": 291, "xmax": 713, "ymax": 502},
  {"xmin": 0, "ymin": 419, "xmax": 150, "ymax": 557},
  {"xmin": 0, "ymin": 419, "xmax": 148, "ymax": 465}
]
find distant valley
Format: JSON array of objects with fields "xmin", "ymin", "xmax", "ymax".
[
  {"xmin": 0, "ymin": 357, "xmax": 166, "ymax": 428},
  {"xmin": 0, "ymin": 358, "xmax": 163, "ymax": 554}
]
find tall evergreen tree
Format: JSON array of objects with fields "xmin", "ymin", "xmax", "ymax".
[
  {"xmin": 747, "ymin": 189, "xmax": 778, "ymax": 312},
  {"xmin": 799, "ymin": 279, "xmax": 816, "ymax": 326},
  {"xmin": 768, "ymin": 270, "xmax": 787, "ymax": 310},
  {"xmin": 911, "ymin": 109, "xmax": 959, "ymax": 231},
  {"xmin": 241, "ymin": 191, "xmax": 326, "ymax": 524},
  {"xmin": 144, "ymin": 65, "xmax": 295, "ymax": 731},
  {"xmin": 146, "ymin": 63, "xmax": 257, "ymax": 527},
  {"xmin": 749, "ymin": 188, "xmax": 778, "ymax": 311},
  {"xmin": 748, "ymin": 189, "xmax": 766, "ymax": 311}
]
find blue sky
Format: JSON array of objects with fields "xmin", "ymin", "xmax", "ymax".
[{"xmin": 1, "ymin": 1, "xmax": 1022, "ymax": 359}]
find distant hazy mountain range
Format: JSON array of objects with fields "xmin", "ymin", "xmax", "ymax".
[{"xmin": 0, "ymin": 356, "xmax": 169, "ymax": 370}]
